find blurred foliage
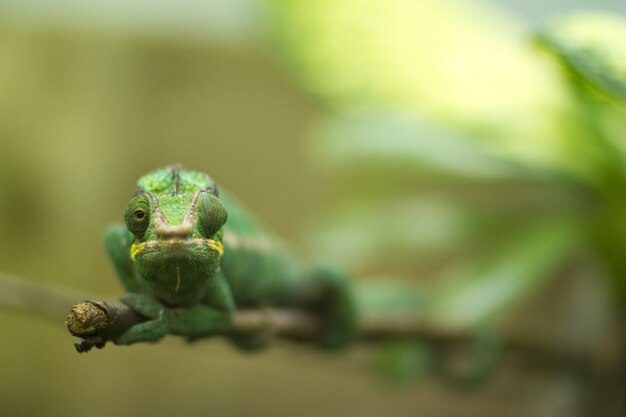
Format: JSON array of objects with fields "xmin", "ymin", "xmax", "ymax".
[
  {"xmin": 267, "ymin": 1, "xmax": 626, "ymax": 308},
  {"xmin": 265, "ymin": 1, "xmax": 626, "ymax": 398}
]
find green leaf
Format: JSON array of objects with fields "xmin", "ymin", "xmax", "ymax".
[
  {"xmin": 536, "ymin": 11, "xmax": 626, "ymax": 104},
  {"xmin": 313, "ymin": 115, "xmax": 541, "ymax": 181},
  {"xmin": 431, "ymin": 221, "xmax": 581, "ymax": 327},
  {"xmin": 309, "ymin": 197, "xmax": 562, "ymax": 273}
]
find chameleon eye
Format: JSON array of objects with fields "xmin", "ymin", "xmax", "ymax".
[
  {"xmin": 125, "ymin": 195, "xmax": 151, "ymax": 240},
  {"xmin": 197, "ymin": 191, "xmax": 227, "ymax": 237}
]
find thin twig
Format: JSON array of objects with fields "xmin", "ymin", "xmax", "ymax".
[{"xmin": 0, "ymin": 272, "xmax": 92, "ymax": 321}]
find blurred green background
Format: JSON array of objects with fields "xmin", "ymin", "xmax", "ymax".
[{"xmin": 0, "ymin": 1, "xmax": 624, "ymax": 416}]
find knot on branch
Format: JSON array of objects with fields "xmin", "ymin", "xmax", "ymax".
[{"xmin": 66, "ymin": 302, "xmax": 109, "ymax": 336}]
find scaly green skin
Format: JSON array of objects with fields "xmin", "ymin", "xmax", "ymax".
[{"xmin": 104, "ymin": 166, "xmax": 356, "ymax": 348}]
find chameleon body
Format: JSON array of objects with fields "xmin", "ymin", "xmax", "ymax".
[{"xmin": 104, "ymin": 166, "xmax": 356, "ymax": 348}]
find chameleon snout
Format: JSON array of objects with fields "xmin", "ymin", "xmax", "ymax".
[{"xmin": 154, "ymin": 222, "xmax": 194, "ymax": 239}]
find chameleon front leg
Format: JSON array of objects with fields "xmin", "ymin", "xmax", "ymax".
[
  {"xmin": 103, "ymin": 223, "xmax": 144, "ymax": 293},
  {"xmin": 114, "ymin": 272, "xmax": 235, "ymax": 345}
]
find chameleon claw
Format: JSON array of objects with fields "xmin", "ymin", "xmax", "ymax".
[{"xmin": 74, "ymin": 336, "xmax": 106, "ymax": 353}]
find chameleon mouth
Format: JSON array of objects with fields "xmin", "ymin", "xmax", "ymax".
[{"xmin": 130, "ymin": 238, "xmax": 223, "ymax": 261}]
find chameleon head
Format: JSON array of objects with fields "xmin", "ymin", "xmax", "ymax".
[{"xmin": 123, "ymin": 174, "xmax": 228, "ymax": 296}]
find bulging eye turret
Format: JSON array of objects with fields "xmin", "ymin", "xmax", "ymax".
[
  {"xmin": 197, "ymin": 191, "xmax": 227, "ymax": 237},
  {"xmin": 125, "ymin": 195, "xmax": 151, "ymax": 240}
]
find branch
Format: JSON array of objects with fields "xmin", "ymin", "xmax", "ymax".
[
  {"xmin": 66, "ymin": 300, "xmax": 324, "ymax": 352},
  {"xmin": 67, "ymin": 299, "xmax": 477, "ymax": 352},
  {"xmin": 0, "ymin": 272, "xmax": 603, "ymax": 373},
  {"xmin": 65, "ymin": 298, "xmax": 595, "ymax": 376}
]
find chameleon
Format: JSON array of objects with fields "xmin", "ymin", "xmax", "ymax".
[{"xmin": 103, "ymin": 165, "xmax": 356, "ymax": 349}]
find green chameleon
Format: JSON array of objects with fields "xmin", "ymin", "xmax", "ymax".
[{"xmin": 104, "ymin": 166, "xmax": 356, "ymax": 349}]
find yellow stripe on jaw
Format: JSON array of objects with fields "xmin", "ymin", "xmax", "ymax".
[
  {"xmin": 130, "ymin": 242, "xmax": 145, "ymax": 261},
  {"xmin": 130, "ymin": 239, "xmax": 223, "ymax": 261},
  {"xmin": 207, "ymin": 239, "xmax": 224, "ymax": 256}
]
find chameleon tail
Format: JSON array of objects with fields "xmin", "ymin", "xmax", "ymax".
[{"xmin": 307, "ymin": 265, "xmax": 358, "ymax": 349}]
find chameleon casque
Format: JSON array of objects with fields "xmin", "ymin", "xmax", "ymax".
[{"xmin": 104, "ymin": 166, "xmax": 356, "ymax": 349}]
